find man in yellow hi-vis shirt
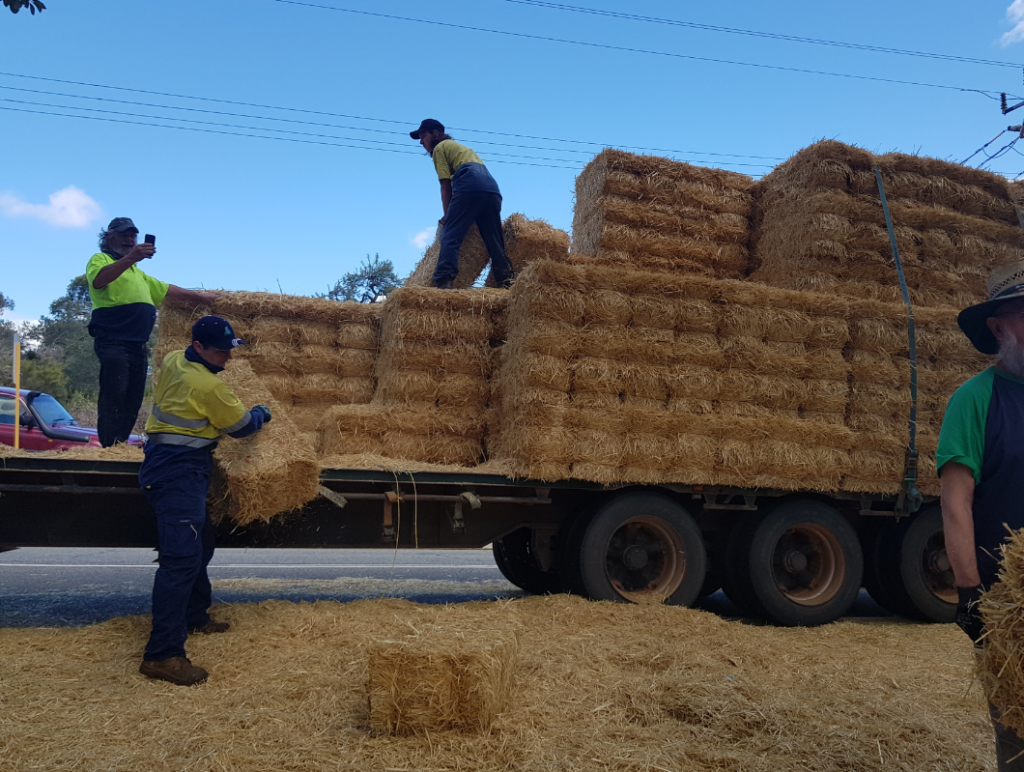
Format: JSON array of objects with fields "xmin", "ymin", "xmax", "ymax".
[
  {"xmin": 138, "ymin": 315, "xmax": 271, "ymax": 686},
  {"xmin": 86, "ymin": 217, "xmax": 219, "ymax": 447}
]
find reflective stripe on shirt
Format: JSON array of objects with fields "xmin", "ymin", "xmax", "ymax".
[
  {"xmin": 146, "ymin": 433, "xmax": 218, "ymax": 449},
  {"xmin": 222, "ymin": 411, "xmax": 251, "ymax": 435},
  {"xmin": 151, "ymin": 405, "xmax": 210, "ymax": 430}
]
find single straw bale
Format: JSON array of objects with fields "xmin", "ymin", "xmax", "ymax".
[
  {"xmin": 405, "ymin": 224, "xmax": 491, "ymax": 288},
  {"xmin": 485, "ymin": 213, "xmax": 570, "ymax": 286},
  {"xmin": 367, "ymin": 630, "xmax": 518, "ymax": 736},
  {"xmin": 570, "ymin": 391, "xmax": 622, "ymax": 409},
  {"xmin": 376, "ymin": 341, "xmax": 493, "ymax": 378},
  {"xmin": 336, "ymin": 322, "xmax": 381, "ymax": 351},
  {"xmin": 212, "ymin": 359, "xmax": 320, "ymax": 525},
  {"xmin": 582, "ymin": 288, "xmax": 633, "ymax": 326},
  {"xmin": 673, "ymin": 331, "xmax": 725, "ymax": 368},
  {"xmin": 801, "ymin": 379, "xmax": 849, "ymax": 413},
  {"xmin": 376, "ymin": 371, "xmax": 490, "ymax": 408},
  {"xmin": 571, "ymin": 357, "xmax": 626, "ymax": 396},
  {"xmin": 296, "ymin": 345, "xmax": 377, "ymax": 378},
  {"xmin": 381, "ymin": 288, "xmax": 504, "ymax": 345},
  {"xmin": 214, "ymin": 291, "xmax": 376, "ymax": 326},
  {"xmin": 630, "ymin": 293, "xmax": 679, "ymax": 329},
  {"xmin": 716, "ymin": 439, "xmax": 850, "ymax": 491}
]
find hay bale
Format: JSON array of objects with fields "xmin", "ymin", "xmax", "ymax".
[
  {"xmin": 980, "ymin": 530, "xmax": 1024, "ymax": 738},
  {"xmin": 572, "ymin": 148, "xmax": 754, "ymax": 278},
  {"xmin": 367, "ymin": 630, "xmax": 518, "ymax": 735},
  {"xmin": 212, "ymin": 359, "xmax": 320, "ymax": 525},
  {"xmin": 484, "ymin": 213, "xmax": 569, "ymax": 286},
  {"xmin": 750, "ymin": 139, "xmax": 1024, "ymax": 306},
  {"xmin": 405, "ymin": 224, "xmax": 491, "ymax": 288}
]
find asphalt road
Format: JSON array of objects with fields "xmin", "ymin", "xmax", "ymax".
[{"xmin": 0, "ymin": 546, "xmax": 891, "ymax": 627}]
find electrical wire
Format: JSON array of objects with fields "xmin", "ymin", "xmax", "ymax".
[
  {"xmin": 0, "ymin": 72, "xmax": 787, "ymax": 161},
  {"xmin": 0, "ymin": 83, "xmax": 779, "ymax": 166},
  {"xmin": 498, "ymin": 0, "xmax": 1024, "ymax": 69},
  {"xmin": 269, "ymin": 0, "xmax": 1010, "ymax": 96}
]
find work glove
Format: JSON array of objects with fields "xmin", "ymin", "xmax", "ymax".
[
  {"xmin": 955, "ymin": 584, "xmax": 985, "ymax": 644},
  {"xmin": 251, "ymin": 404, "xmax": 272, "ymax": 424}
]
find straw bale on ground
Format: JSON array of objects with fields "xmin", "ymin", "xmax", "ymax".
[
  {"xmin": 749, "ymin": 139, "xmax": 1024, "ymax": 306},
  {"xmin": 405, "ymin": 224, "xmax": 490, "ymax": 288},
  {"xmin": 212, "ymin": 359, "xmax": 320, "ymax": 524},
  {"xmin": 367, "ymin": 630, "xmax": 518, "ymax": 735},
  {"xmin": 573, "ymin": 148, "xmax": 755, "ymax": 278},
  {"xmin": 0, "ymin": 594, "xmax": 993, "ymax": 771}
]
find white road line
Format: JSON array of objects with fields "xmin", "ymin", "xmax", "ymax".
[{"xmin": 0, "ymin": 563, "xmax": 498, "ymax": 569}]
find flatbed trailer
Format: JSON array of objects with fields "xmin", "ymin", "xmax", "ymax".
[{"xmin": 0, "ymin": 456, "xmax": 952, "ymax": 627}]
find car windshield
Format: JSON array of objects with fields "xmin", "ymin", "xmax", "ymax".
[{"xmin": 31, "ymin": 395, "xmax": 78, "ymax": 426}]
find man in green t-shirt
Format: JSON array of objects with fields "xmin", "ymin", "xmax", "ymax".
[
  {"xmin": 938, "ymin": 261, "xmax": 1024, "ymax": 768},
  {"xmin": 86, "ymin": 217, "xmax": 219, "ymax": 447},
  {"xmin": 410, "ymin": 119, "xmax": 514, "ymax": 289}
]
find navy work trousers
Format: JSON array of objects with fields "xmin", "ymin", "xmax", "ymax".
[
  {"xmin": 94, "ymin": 338, "xmax": 148, "ymax": 447},
  {"xmin": 434, "ymin": 190, "xmax": 513, "ymax": 286},
  {"xmin": 140, "ymin": 448, "xmax": 215, "ymax": 662}
]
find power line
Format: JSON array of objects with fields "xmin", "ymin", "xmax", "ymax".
[
  {"xmin": 0, "ymin": 72, "xmax": 786, "ymax": 162},
  {"xmin": 269, "ymin": 0, "xmax": 1010, "ymax": 96},
  {"xmin": 0, "ymin": 84, "xmax": 779, "ymax": 165},
  {"xmin": 0, "ymin": 106, "xmax": 588, "ymax": 170},
  {"xmin": 498, "ymin": 0, "xmax": 1024, "ymax": 69}
]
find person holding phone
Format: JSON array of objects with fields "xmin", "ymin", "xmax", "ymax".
[
  {"xmin": 410, "ymin": 119, "xmax": 514, "ymax": 289},
  {"xmin": 86, "ymin": 217, "xmax": 221, "ymax": 447}
]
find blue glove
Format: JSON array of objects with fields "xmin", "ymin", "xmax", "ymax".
[{"xmin": 251, "ymin": 404, "xmax": 272, "ymax": 424}]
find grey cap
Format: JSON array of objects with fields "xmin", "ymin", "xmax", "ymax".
[{"xmin": 107, "ymin": 217, "xmax": 138, "ymax": 233}]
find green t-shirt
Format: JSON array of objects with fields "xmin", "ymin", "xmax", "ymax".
[
  {"xmin": 432, "ymin": 140, "xmax": 484, "ymax": 181},
  {"xmin": 85, "ymin": 252, "xmax": 169, "ymax": 310},
  {"xmin": 937, "ymin": 367, "xmax": 1024, "ymax": 483}
]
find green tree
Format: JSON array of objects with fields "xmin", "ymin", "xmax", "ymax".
[
  {"xmin": 19, "ymin": 354, "xmax": 69, "ymax": 401},
  {"xmin": 3, "ymin": 0, "xmax": 46, "ymax": 14},
  {"xmin": 321, "ymin": 254, "xmax": 400, "ymax": 303},
  {"xmin": 25, "ymin": 276, "xmax": 99, "ymax": 401}
]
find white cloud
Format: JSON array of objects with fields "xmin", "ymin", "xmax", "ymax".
[
  {"xmin": 1001, "ymin": 0, "xmax": 1024, "ymax": 46},
  {"xmin": 0, "ymin": 185, "xmax": 102, "ymax": 227},
  {"xmin": 410, "ymin": 227, "xmax": 436, "ymax": 249}
]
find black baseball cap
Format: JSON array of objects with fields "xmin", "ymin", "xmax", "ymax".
[
  {"xmin": 410, "ymin": 119, "xmax": 444, "ymax": 139},
  {"xmin": 107, "ymin": 217, "xmax": 138, "ymax": 234},
  {"xmin": 192, "ymin": 316, "xmax": 247, "ymax": 350}
]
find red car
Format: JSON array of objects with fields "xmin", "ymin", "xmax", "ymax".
[{"xmin": 0, "ymin": 386, "xmax": 143, "ymax": 451}]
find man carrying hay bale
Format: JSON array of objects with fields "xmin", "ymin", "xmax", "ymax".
[
  {"xmin": 410, "ymin": 119, "xmax": 514, "ymax": 289},
  {"xmin": 87, "ymin": 217, "xmax": 221, "ymax": 447},
  {"xmin": 938, "ymin": 262, "xmax": 1024, "ymax": 768},
  {"xmin": 138, "ymin": 315, "xmax": 272, "ymax": 686}
]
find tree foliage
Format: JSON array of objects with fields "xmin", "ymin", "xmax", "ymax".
[
  {"xmin": 4, "ymin": 0, "xmax": 46, "ymax": 14},
  {"xmin": 321, "ymin": 254, "xmax": 400, "ymax": 304},
  {"xmin": 23, "ymin": 275, "xmax": 99, "ymax": 401}
]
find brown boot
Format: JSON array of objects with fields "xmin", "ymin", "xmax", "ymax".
[
  {"xmin": 140, "ymin": 656, "xmax": 209, "ymax": 686},
  {"xmin": 434, "ymin": 279, "xmax": 453, "ymax": 290},
  {"xmin": 189, "ymin": 621, "xmax": 230, "ymax": 634}
]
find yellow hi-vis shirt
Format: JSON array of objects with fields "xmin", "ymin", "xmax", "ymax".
[{"xmin": 145, "ymin": 350, "xmax": 249, "ymax": 448}]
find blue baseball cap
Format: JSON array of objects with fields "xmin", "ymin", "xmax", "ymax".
[{"xmin": 192, "ymin": 316, "xmax": 247, "ymax": 350}]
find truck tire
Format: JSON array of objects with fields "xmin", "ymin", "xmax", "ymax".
[
  {"xmin": 572, "ymin": 491, "xmax": 706, "ymax": 606},
  {"xmin": 868, "ymin": 507, "xmax": 956, "ymax": 622},
  {"xmin": 747, "ymin": 500, "xmax": 863, "ymax": 627},
  {"xmin": 862, "ymin": 518, "xmax": 914, "ymax": 617},
  {"xmin": 492, "ymin": 528, "xmax": 564, "ymax": 596}
]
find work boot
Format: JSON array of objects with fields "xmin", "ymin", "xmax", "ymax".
[
  {"xmin": 434, "ymin": 279, "xmax": 453, "ymax": 290},
  {"xmin": 190, "ymin": 620, "xmax": 230, "ymax": 634},
  {"xmin": 140, "ymin": 656, "xmax": 209, "ymax": 686}
]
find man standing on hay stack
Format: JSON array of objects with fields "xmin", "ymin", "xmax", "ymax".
[
  {"xmin": 939, "ymin": 262, "xmax": 1024, "ymax": 769},
  {"xmin": 410, "ymin": 119, "xmax": 514, "ymax": 289},
  {"xmin": 86, "ymin": 217, "xmax": 221, "ymax": 447},
  {"xmin": 138, "ymin": 315, "xmax": 272, "ymax": 686}
]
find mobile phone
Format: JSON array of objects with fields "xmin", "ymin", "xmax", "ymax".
[{"xmin": 144, "ymin": 234, "xmax": 156, "ymax": 246}]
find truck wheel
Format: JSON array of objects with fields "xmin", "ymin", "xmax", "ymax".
[
  {"xmin": 869, "ymin": 508, "xmax": 956, "ymax": 622},
  {"xmin": 573, "ymin": 492, "xmax": 706, "ymax": 606},
  {"xmin": 492, "ymin": 528, "xmax": 564, "ymax": 596},
  {"xmin": 747, "ymin": 500, "xmax": 863, "ymax": 627}
]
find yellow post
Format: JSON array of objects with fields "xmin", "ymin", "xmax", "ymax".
[{"xmin": 13, "ymin": 332, "xmax": 21, "ymax": 450}]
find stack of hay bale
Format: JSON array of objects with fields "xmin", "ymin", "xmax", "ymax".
[
  {"xmin": 749, "ymin": 140, "xmax": 1016, "ymax": 495},
  {"xmin": 492, "ymin": 260, "xmax": 855, "ymax": 489},
  {"xmin": 572, "ymin": 148, "xmax": 755, "ymax": 278},
  {"xmin": 749, "ymin": 139, "xmax": 1023, "ymax": 307},
  {"xmin": 319, "ymin": 287, "xmax": 507, "ymax": 467}
]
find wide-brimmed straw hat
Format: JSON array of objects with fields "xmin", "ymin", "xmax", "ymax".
[{"xmin": 958, "ymin": 262, "xmax": 1024, "ymax": 354}]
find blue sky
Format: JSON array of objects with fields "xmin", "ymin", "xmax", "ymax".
[{"xmin": 3, "ymin": 0, "xmax": 1024, "ymax": 321}]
